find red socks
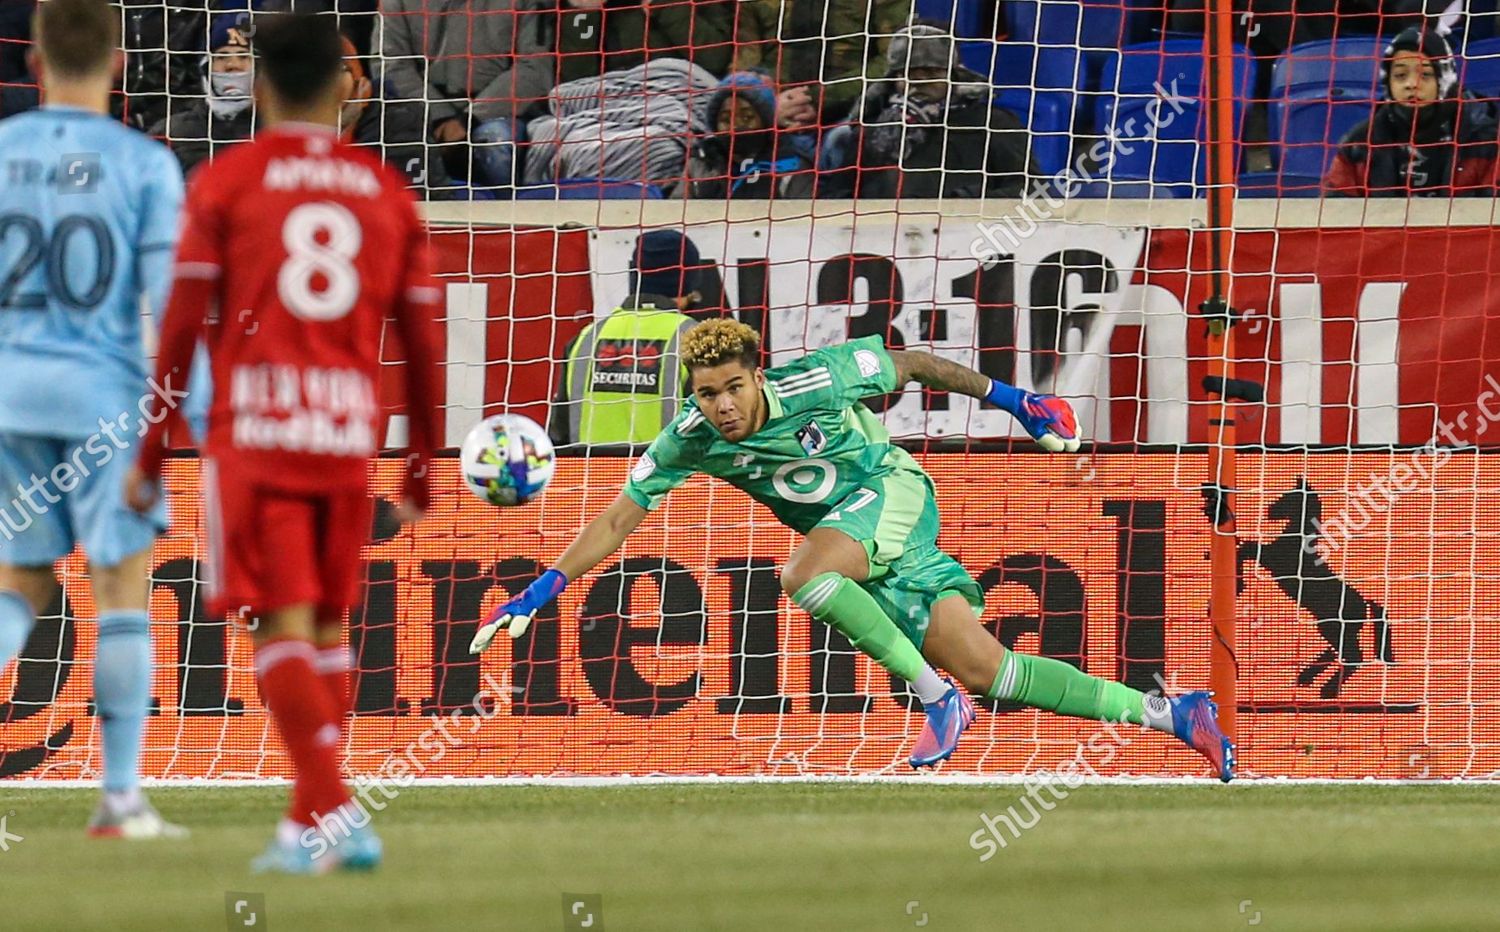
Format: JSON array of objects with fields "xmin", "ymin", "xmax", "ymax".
[
  {"xmin": 315, "ymin": 644, "xmax": 352, "ymax": 741},
  {"xmin": 254, "ymin": 639, "xmax": 350, "ymax": 826}
]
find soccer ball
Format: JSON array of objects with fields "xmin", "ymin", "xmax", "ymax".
[{"xmin": 460, "ymin": 414, "xmax": 555, "ymax": 506}]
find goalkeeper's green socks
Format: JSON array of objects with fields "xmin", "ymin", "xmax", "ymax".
[
  {"xmin": 987, "ymin": 647, "xmax": 1175, "ymax": 733},
  {"xmin": 792, "ymin": 572, "xmax": 947, "ymax": 703}
]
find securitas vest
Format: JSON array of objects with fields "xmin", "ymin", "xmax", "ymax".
[{"xmin": 560, "ymin": 303, "xmax": 696, "ymax": 445}]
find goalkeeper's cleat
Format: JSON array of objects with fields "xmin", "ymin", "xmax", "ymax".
[
  {"xmin": 909, "ymin": 678, "xmax": 975, "ymax": 769},
  {"xmin": 1170, "ymin": 690, "xmax": 1236, "ymax": 783},
  {"xmin": 86, "ymin": 796, "xmax": 189, "ymax": 840},
  {"xmin": 250, "ymin": 835, "xmax": 337, "ymax": 876},
  {"xmin": 1015, "ymin": 393, "xmax": 1081, "ymax": 453},
  {"xmin": 338, "ymin": 822, "xmax": 383, "ymax": 872}
]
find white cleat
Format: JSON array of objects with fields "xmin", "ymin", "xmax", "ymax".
[{"xmin": 87, "ymin": 797, "xmax": 189, "ymax": 839}]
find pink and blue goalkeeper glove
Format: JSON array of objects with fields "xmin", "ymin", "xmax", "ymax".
[
  {"xmin": 469, "ymin": 569, "xmax": 568, "ymax": 654},
  {"xmin": 986, "ymin": 380, "xmax": 1081, "ymax": 453}
]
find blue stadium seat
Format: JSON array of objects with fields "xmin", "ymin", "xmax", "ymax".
[
  {"xmin": 1004, "ymin": 0, "xmax": 1153, "ymax": 117},
  {"xmin": 1070, "ymin": 178, "xmax": 1188, "ymax": 197},
  {"xmin": 994, "ymin": 89, "xmax": 1071, "ymax": 178},
  {"xmin": 1271, "ymin": 95, "xmax": 1374, "ymax": 178},
  {"xmin": 1093, "ymin": 40, "xmax": 1254, "ymax": 187},
  {"xmin": 515, "ymin": 178, "xmax": 665, "ymax": 200},
  {"xmin": 1461, "ymin": 36, "xmax": 1500, "ymax": 96},
  {"xmin": 958, "ymin": 40, "xmax": 1081, "ymax": 177},
  {"xmin": 1271, "ymin": 37, "xmax": 1384, "ymax": 99},
  {"xmin": 1236, "ymin": 170, "xmax": 1325, "ymax": 197},
  {"xmin": 915, "ymin": 0, "xmax": 987, "ymax": 37}
]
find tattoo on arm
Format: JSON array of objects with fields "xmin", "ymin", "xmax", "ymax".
[{"xmin": 889, "ymin": 350, "xmax": 991, "ymax": 399}]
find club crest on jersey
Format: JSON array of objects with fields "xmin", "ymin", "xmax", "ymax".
[
  {"xmin": 796, "ymin": 421, "xmax": 827, "ymax": 456},
  {"xmin": 854, "ymin": 349, "xmax": 882, "ymax": 379}
]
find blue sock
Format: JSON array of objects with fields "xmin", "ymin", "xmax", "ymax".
[
  {"xmin": 985, "ymin": 378, "xmax": 1027, "ymax": 415},
  {"xmin": 95, "ymin": 611, "xmax": 152, "ymax": 795},
  {"xmin": 0, "ymin": 590, "xmax": 35, "ymax": 668}
]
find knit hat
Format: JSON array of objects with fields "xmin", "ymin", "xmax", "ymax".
[
  {"xmin": 629, "ymin": 230, "xmax": 703, "ymax": 300},
  {"xmin": 708, "ymin": 70, "xmax": 778, "ymax": 133},
  {"xmin": 1381, "ymin": 26, "xmax": 1458, "ymax": 101},
  {"xmin": 886, "ymin": 24, "xmax": 956, "ymax": 77},
  {"xmin": 209, "ymin": 1, "xmax": 264, "ymax": 53}
]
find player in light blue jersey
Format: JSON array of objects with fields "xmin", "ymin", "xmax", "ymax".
[{"xmin": 0, "ymin": 0, "xmax": 187, "ymax": 838}]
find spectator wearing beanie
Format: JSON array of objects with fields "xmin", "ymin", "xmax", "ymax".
[
  {"xmin": 676, "ymin": 70, "xmax": 816, "ymax": 199},
  {"xmin": 150, "ymin": 7, "xmax": 258, "ymax": 175},
  {"xmin": 820, "ymin": 22, "xmax": 1039, "ymax": 199},
  {"xmin": 1325, "ymin": 26, "xmax": 1500, "ymax": 197},
  {"xmin": 549, "ymin": 230, "xmax": 707, "ymax": 448}
]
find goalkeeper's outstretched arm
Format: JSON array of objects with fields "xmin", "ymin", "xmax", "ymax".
[
  {"xmin": 887, "ymin": 349, "xmax": 1081, "ymax": 453},
  {"xmin": 469, "ymin": 492, "xmax": 648, "ymax": 653}
]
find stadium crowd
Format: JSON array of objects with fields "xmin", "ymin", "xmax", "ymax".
[{"xmin": 2, "ymin": 0, "xmax": 1499, "ymax": 197}]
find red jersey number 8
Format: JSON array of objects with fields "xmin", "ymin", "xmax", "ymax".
[{"xmin": 277, "ymin": 201, "xmax": 362, "ymax": 321}]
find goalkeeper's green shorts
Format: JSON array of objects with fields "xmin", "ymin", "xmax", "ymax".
[{"xmin": 812, "ymin": 469, "xmax": 984, "ymax": 649}]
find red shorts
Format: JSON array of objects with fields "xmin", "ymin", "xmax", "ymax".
[{"xmin": 202, "ymin": 459, "xmax": 373, "ymax": 620}]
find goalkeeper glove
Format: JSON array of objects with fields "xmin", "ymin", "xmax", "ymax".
[
  {"xmin": 469, "ymin": 569, "xmax": 568, "ymax": 654},
  {"xmin": 986, "ymin": 379, "xmax": 1081, "ymax": 453}
]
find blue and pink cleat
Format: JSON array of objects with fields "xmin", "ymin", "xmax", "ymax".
[
  {"xmin": 1170, "ymin": 690, "xmax": 1236, "ymax": 782},
  {"xmin": 909, "ymin": 678, "xmax": 975, "ymax": 769}
]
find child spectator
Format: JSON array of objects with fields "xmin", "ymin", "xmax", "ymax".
[{"xmin": 1325, "ymin": 26, "xmax": 1500, "ymax": 197}]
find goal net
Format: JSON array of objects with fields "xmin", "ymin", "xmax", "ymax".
[{"xmin": 1, "ymin": 1, "xmax": 1498, "ymax": 783}]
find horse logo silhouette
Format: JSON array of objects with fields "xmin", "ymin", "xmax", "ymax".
[{"xmin": 1238, "ymin": 479, "xmax": 1394, "ymax": 698}]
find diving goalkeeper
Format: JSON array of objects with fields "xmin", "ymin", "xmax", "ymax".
[{"xmin": 472, "ymin": 320, "xmax": 1234, "ymax": 780}]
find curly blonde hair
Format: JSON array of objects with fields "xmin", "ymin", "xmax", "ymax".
[{"xmin": 682, "ymin": 318, "xmax": 761, "ymax": 371}]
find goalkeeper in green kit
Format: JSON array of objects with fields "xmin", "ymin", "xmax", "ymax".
[{"xmin": 472, "ymin": 319, "xmax": 1234, "ymax": 780}]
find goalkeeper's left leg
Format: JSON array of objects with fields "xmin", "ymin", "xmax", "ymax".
[{"xmin": 922, "ymin": 596, "xmax": 1234, "ymax": 781}]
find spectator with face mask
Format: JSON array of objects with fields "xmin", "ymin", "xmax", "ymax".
[
  {"xmin": 820, "ymin": 23, "xmax": 1038, "ymax": 199},
  {"xmin": 337, "ymin": 32, "xmax": 452, "ymax": 191},
  {"xmin": 149, "ymin": 11, "xmax": 256, "ymax": 173},
  {"xmin": 676, "ymin": 70, "xmax": 816, "ymax": 199},
  {"xmin": 1325, "ymin": 26, "xmax": 1500, "ymax": 196}
]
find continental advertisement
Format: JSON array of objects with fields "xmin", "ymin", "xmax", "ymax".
[{"xmin": 1, "ymin": 453, "xmax": 1495, "ymax": 781}]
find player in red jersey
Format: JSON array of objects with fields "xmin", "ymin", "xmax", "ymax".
[{"xmin": 126, "ymin": 12, "xmax": 441, "ymax": 875}]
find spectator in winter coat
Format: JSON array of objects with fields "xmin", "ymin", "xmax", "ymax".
[
  {"xmin": 732, "ymin": 0, "xmax": 911, "ymax": 129},
  {"xmin": 676, "ymin": 70, "xmax": 816, "ymax": 198},
  {"xmin": 377, "ymin": 0, "xmax": 533, "ymax": 187},
  {"xmin": 821, "ymin": 23, "xmax": 1038, "ymax": 199},
  {"xmin": 1325, "ymin": 26, "xmax": 1500, "ymax": 197},
  {"xmin": 149, "ymin": 10, "xmax": 256, "ymax": 175}
]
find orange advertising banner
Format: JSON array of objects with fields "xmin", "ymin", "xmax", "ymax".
[{"xmin": 1, "ymin": 453, "xmax": 1495, "ymax": 781}]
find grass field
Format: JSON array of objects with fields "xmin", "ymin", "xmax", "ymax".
[{"xmin": 0, "ymin": 783, "xmax": 1495, "ymax": 931}]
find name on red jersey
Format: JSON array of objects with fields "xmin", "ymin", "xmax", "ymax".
[{"xmin": 263, "ymin": 156, "xmax": 381, "ymax": 198}]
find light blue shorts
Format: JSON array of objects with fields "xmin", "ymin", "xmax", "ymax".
[{"xmin": 0, "ymin": 432, "xmax": 168, "ymax": 568}]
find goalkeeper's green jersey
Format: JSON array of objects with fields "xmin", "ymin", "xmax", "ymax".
[{"xmin": 622, "ymin": 335, "xmax": 930, "ymax": 532}]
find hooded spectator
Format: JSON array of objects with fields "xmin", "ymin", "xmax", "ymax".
[
  {"xmin": 150, "ymin": 8, "xmax": 257, "ymax": 174},
  {"xmin": 677, "ymin": 70, "xmax": 816, "ymax": 198},
  {"xmin": 1325, "ymin": 27, "xmax": 1500, "ymax": 197},
  {"xmin": 821, "ymin": 23, "xmax": 1038, "ymax": 199}
]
